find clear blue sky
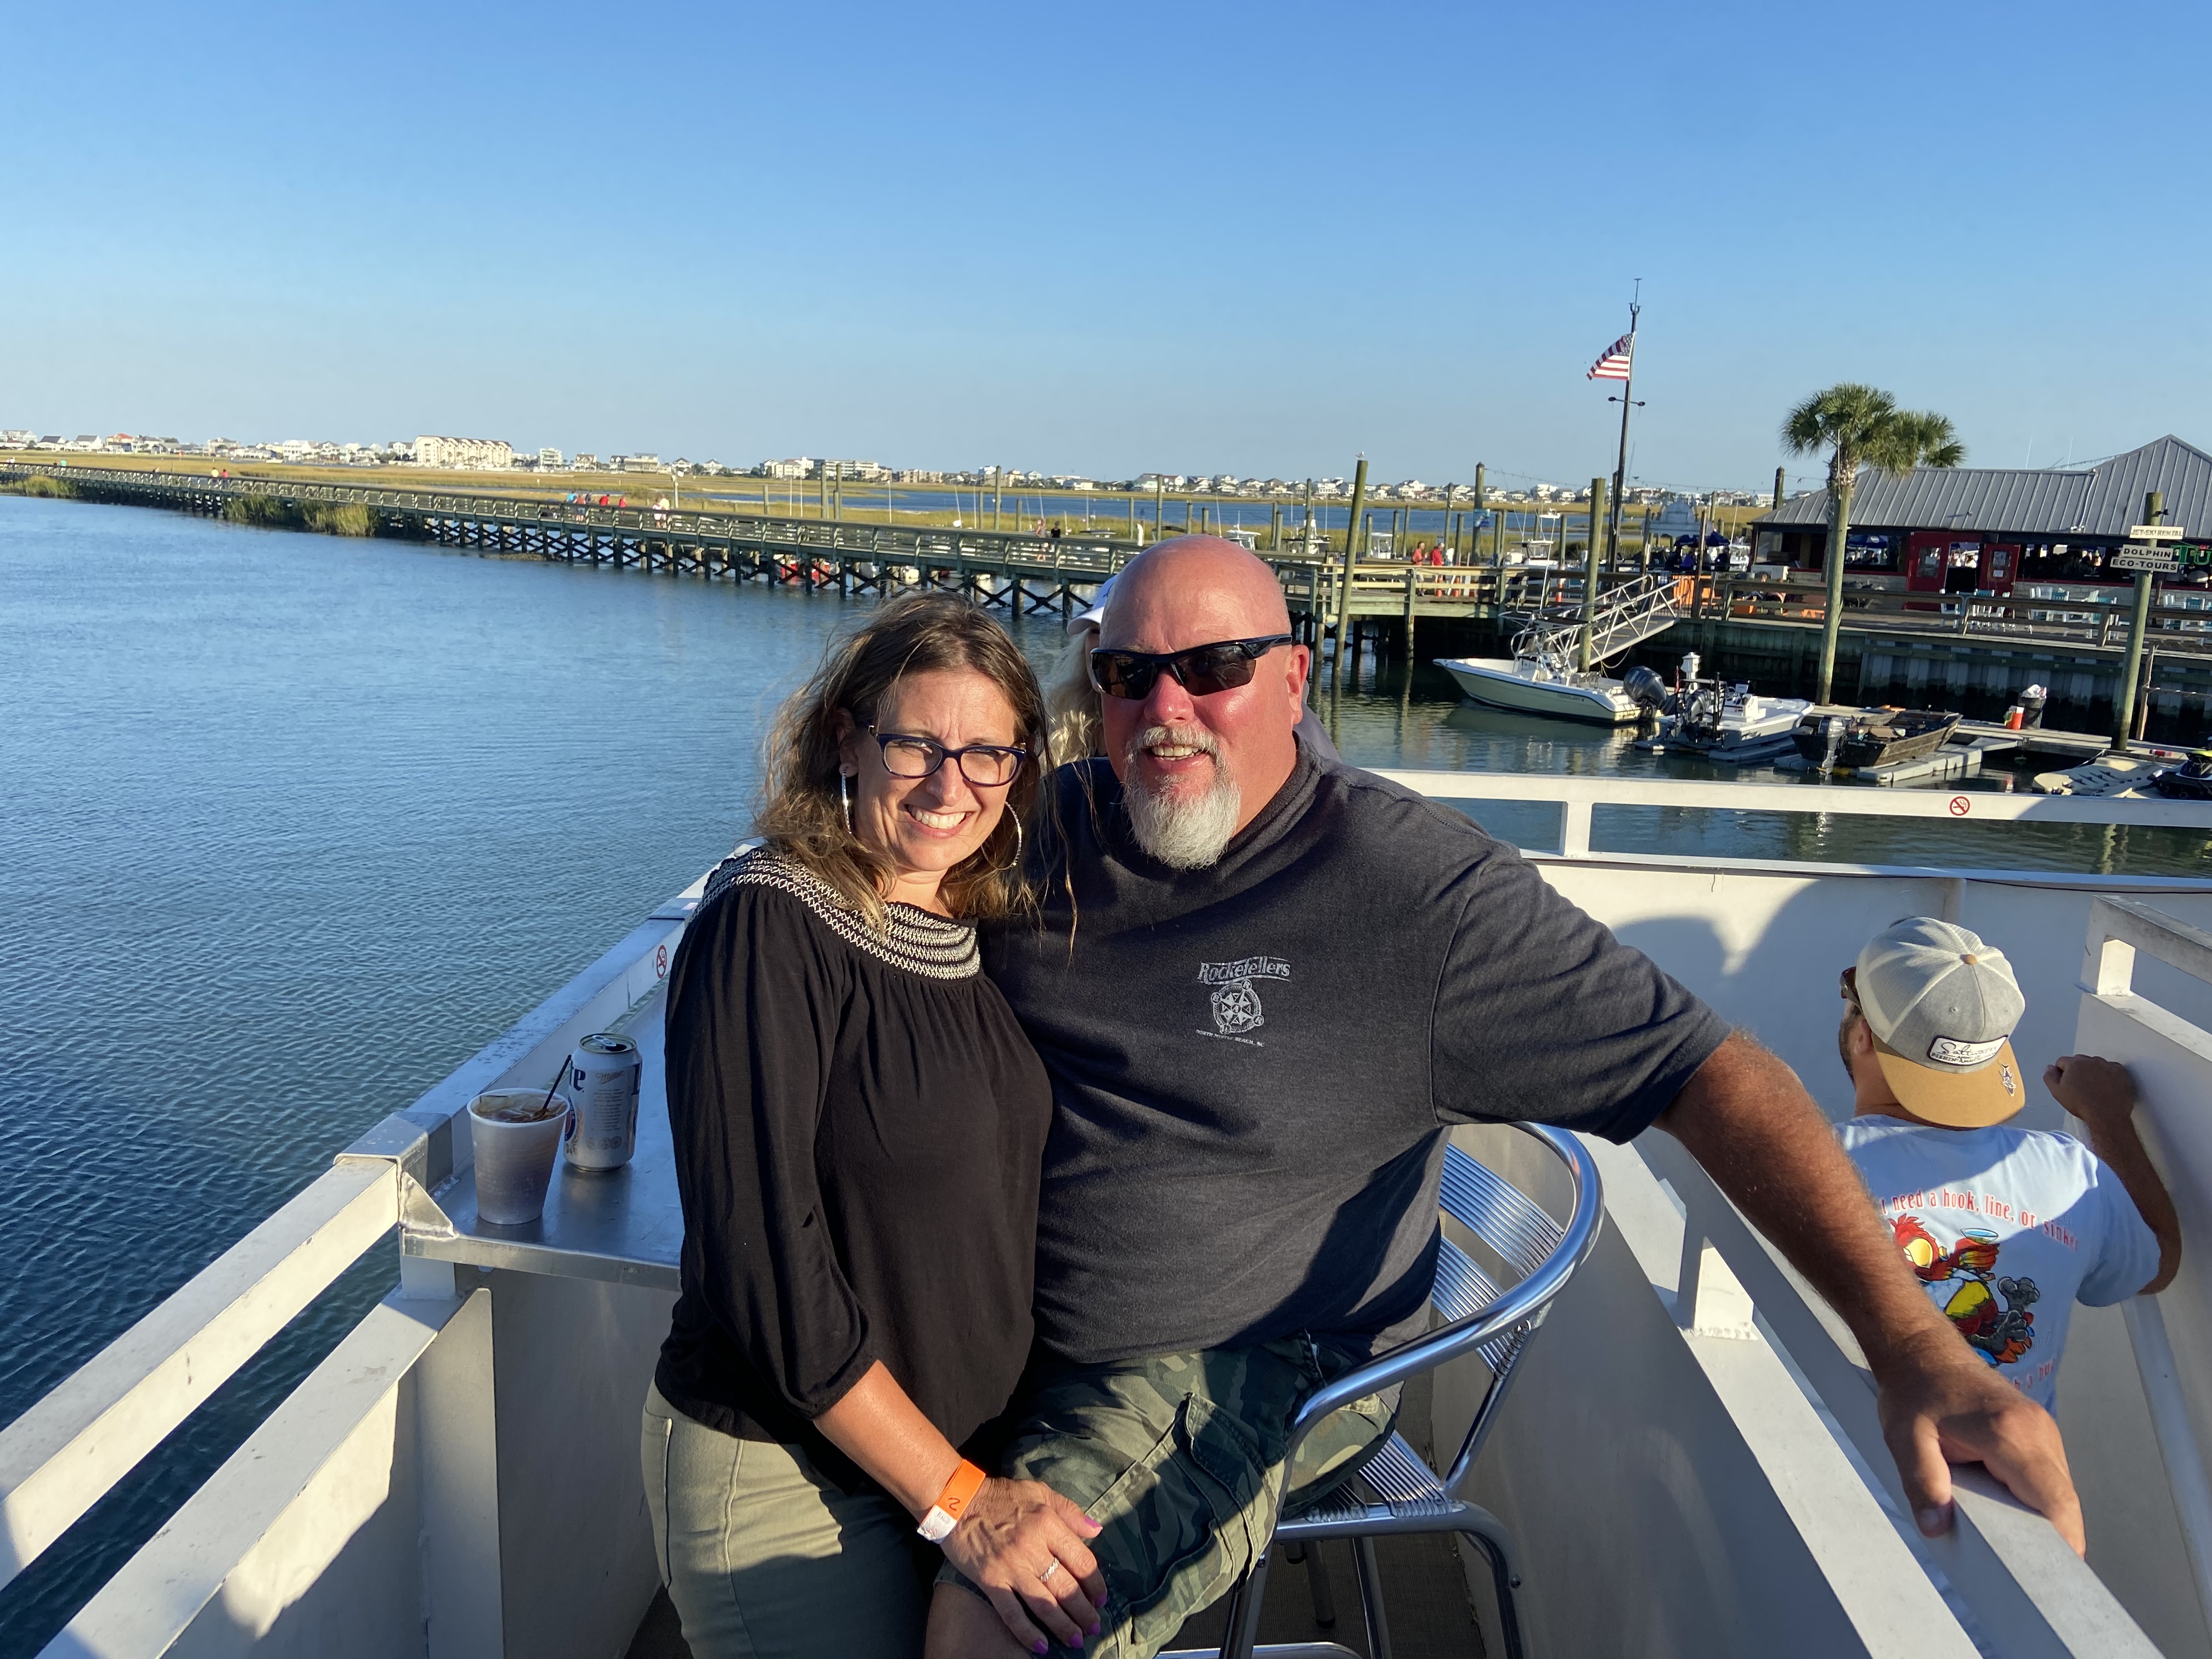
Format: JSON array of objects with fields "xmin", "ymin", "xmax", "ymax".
[{"xmin": 4, "ymin": 1, "xmax": 2205, "ymax": 493}]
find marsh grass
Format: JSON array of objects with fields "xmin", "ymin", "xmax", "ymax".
[
  {"xmin": 306, "ymin": 502, "xmax": 377, "ymax": 537},
  {"xmin": 222, "ymin": 496, "xmax": 379, "ymax": 537},
  {"xmin": 4, "ymin": 474, "xmax": 80, "ymax": 498}
]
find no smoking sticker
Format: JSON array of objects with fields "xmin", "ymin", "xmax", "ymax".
[{"xmin": 1948, "ymin": 797, "xmax": 1971, "ymax": 817}]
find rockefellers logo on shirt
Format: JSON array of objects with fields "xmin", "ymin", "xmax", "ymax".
[{"xmin": 1197, "ymin": 956, "xmax": 1290, "ymax": 1045}]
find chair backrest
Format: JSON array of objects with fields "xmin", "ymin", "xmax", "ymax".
[
  {"xmin": 1431, "ymin": 1138, "xmax": 1576, "ymax": 1489},
  {"xmin": 1280, "ymin": 1123, "xmax": 1602, "ymax": 1494}
]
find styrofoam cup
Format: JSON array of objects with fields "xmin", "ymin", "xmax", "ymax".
[{"xmin": 470, "ymin": 1088, "xmax": 572, "ymax": 1226}]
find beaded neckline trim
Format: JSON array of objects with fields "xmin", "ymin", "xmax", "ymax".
[{"xmin": 706, "ymin": 850, "xmax": 980, "ymax": 980}]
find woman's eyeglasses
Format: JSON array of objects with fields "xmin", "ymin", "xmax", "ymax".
[
  {"xmin": 1088, "ymin": 635, "xmax": 1294, "ymax": 701},
  {"xmin": 868, "ymin": 729, "xmax": 1029, "ymax": 787}
]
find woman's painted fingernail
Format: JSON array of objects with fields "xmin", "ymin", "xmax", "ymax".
[
  {"xmin": 1032, "ymin": 1643, "xmax": 1049, "ymax": 1656},
  {"xmin": 1088, "ymin": 1622, "xmax": 1103, "ymax": 1637},
  {"xmin": 1915, "ymin": 1505, "xmax": 1948, "ymax": 1536},
  {"xmin": 1094, "ymin": 1590, "xmax": 1111, "ymax": 1609}
]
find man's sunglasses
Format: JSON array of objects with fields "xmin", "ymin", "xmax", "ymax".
[{"xmin": 1088, "ymin": 635, "xmax": 1294, "ymax": 702}]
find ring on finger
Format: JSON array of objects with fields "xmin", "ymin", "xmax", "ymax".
[{"xmin": 1041, "ymin": 1560, "xmax": 1062, "ymax": 1585}]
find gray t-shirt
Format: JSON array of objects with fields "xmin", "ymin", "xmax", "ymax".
[{"xmin": 984, "ymin": 749, "xmax": 1728, "ymax": 1365}]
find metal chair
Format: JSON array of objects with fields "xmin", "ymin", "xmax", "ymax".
[{"xmin": 1164, "ymin": 1122, "xmax": 1604, "ymax": 1659}]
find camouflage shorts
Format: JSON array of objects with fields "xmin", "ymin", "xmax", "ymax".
[{"xmin": 940, "ymin": 1337, "xmax": 1396, "ymax": 1659}]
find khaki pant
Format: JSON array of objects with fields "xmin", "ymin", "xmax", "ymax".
[
  {"xmin": 642, "ymin": 1382, "xmax": 932, "ymax": 1659},
  {"xmin": 939, "ymin": 1338, "xmax": 1396, "ymax": 1659}
]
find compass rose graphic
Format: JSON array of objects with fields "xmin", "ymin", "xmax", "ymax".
[{"xmin": 1210, "ymin": 979, "xmax": 1266, "ymax": 1034}]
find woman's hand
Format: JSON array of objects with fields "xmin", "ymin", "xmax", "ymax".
[{"xmin": 939, "ymin": 1476, "xmax": 1108, "ymax": 1653}]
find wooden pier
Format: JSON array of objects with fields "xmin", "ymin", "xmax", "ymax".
[
  {"xmin": 12, "ymin": 462, "xmax": 2212, "ymax": 733},
  {"xmin": 0, "ymin": 462, "xmax": 1552, "ymax": 654}
]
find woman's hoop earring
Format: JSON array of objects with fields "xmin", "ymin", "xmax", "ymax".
[
  {"xmin": 839, "ymin": 770, "xmax": 854, "ymax": 835},
  {"xmin": 1000, "ymin": 815, "xmax": 1024, "ymax": 874}
]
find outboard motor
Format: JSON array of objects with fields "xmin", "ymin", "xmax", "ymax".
[
  {"xmin": 1623, "ymin": 665, "xmax": 1669, "ymax": 715},
  {"xmin": 1818, "ymin": 714, "xmax": 1847, "ymax": 772}
]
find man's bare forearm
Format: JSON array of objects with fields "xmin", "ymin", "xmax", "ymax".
[
  {"xmin": 2081, "ymin": 1115, "xmax": 2182, "ymax": 1293},
  {"xmin": 1654, "ymin": 1031, "xmax": 1956, "ymax": 1377}
]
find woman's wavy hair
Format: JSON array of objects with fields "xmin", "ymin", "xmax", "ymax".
[
  {"xmin": 1043, "ymin": 629, "xmax": 1104, "ymax": 763},
  {"xmin": 756, "ymin": 594, "xmax": 1049, "ymax": 926}
]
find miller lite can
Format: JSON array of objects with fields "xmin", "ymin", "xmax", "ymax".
[{"xmin": 562, "ymin": 1033, "xmax": 642, "ymax": 1171}]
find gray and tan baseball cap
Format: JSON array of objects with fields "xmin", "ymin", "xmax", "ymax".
[{"xmin": 1855, "ymin": 917, "xmax": 2027, "ymax": 1127}]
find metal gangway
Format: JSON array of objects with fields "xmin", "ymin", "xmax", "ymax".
[{"xmin": 1504, "ymin": 569, "xmax": 1680, "ymax": 674}]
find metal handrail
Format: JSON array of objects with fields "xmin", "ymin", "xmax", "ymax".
[{"xmin": 1282, "ymin": 1123, "xmax": 1604, "ymax": 1475}]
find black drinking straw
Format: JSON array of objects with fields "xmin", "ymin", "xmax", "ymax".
[{"xmin": 538, "ymin": 1053, "xmax": 568, "ymax": 1118}]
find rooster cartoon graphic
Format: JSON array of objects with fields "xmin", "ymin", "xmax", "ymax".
[{"xmin": 1893, "ymin": 1214, "xmax": 2040, "ymax": 1368}]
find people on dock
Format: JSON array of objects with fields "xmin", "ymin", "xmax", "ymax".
[
  {"xmin": 924, "ymin": 535, "xmax": 2091, "ymax": 1659},
  {"xmin": 646, "ymin": 595, "xmax": 1096, "ymax": 1659},
  {"xmin": 1835, "ymin": 917, "xmax": 2180, "ymax": 1414}
]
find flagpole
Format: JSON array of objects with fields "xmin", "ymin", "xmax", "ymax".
[{"xmin": 1606, "ymin": 287, "xmax": 1640, "ymax": 569}]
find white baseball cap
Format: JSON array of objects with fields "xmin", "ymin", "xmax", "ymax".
[
  {"xmin": 1853, "ymin": 917, "xmax": 2027, "ymax": 1127},
  {"xmin": 1066, "ymin": 574, "xmax": 1116, "ymax": 636}
]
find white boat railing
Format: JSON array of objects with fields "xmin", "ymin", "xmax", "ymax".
[
  {"xmin": 1370, "ymin": 768, "xmax": 2212, "ymax": 865},
  {"xmin": 1632, "ymin": 1127, "xmax": 2157, "ymax": 1657},
  {"xmin": 1, "ymin": 884, "xmax": 697, "ymax": 1654}
]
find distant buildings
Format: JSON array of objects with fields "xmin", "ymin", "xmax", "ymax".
[
  {"xmin": 0, "ymin": 422, "xmax": 1795, "ymax": 512},
  {"xmin": 413, "ymin": 436, "xmax": 514, "ymax": 471}
]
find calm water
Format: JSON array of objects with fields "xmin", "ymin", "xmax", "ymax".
[{"xmin": 0, "ymin": 494, "xmax": 2204, "ymax": 1647}]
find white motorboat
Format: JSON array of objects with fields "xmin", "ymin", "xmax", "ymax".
[
  {"xmin": 1641, "ymin": 691, "xmax": 1813, "ymax": 760},
  {"xmin": 1628, "ymin": 657, "xmax": 1812, "ymax": 761},
  {"xmin": 1435, "ymin": 654, "xmax": 1642, "ymax": 724},
  {"xmin": 1437, "ymin": 571, "xmax": 1682, "ymax": 727}
]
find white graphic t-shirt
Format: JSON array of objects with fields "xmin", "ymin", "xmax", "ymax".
[{"xmin": 1837, "ymin": 1118, "xmax": 2160, "ymax": 1410}]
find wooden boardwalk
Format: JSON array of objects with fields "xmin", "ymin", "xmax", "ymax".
[
  {"xmin": 14, "ymin": 464, "xmax": 2212, "ymax": 721},
  {"xmin": 0, "ymin": 462, "xmax": 1539, "ymax": 635}
]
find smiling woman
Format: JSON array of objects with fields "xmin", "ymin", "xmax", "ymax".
[
  {"xmin": 645, "ymin": 595, "xmax": 1104, "ymax": 1659},
  {"xmin": 755, "ymin": 592, "xmax": 1050, "ymax": 925}
]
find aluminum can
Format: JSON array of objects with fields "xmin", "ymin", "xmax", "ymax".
[{"xmin": 562, "ymin": 1033, "xmax": 642, "ymax": 1171}]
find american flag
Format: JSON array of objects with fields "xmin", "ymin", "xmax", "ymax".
[{"xmin": 1587, "ymin": 333, "xmax": 1635, "ymax": 381}]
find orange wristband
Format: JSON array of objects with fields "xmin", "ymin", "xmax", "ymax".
[{"xmin": 917, "ymin": 1459, "xmax": 988, "ymax": 1542}]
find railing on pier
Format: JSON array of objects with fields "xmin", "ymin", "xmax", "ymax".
[{"xmin": 1684, "ymin": 572, "xmax": 2212, "ymax": 652}]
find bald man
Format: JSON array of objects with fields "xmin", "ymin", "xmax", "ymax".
[{"xmin": 928, "ymin": 538, "xmax": 2080, "ymax": 1659}]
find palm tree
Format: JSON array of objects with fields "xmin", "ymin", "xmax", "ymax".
[{"xmin": 1781, "ymin": 384, "xmax": 1965, "ymax": 702}]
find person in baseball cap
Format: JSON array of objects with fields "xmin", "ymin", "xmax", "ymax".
[
  {"xmin": 1844, "ymin": 916, "xmax": 2027, "ymax": 1126},
  {"xmin": 1835, "ymin": 916, "xmax": 2178, "ymax": 1417}
]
